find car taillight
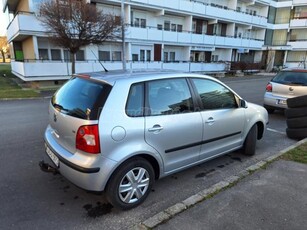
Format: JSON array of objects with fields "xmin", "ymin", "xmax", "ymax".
[
  {"xmin": 76, "ymin": 125, "xmax": 100, "ymax": 154},
  {"xmin": 266, "ymin": 83, "xmax": 272, "ymax": 92}
]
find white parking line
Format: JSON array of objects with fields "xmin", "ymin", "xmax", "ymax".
[{"xmin": 267, "ymin": 128, "xmax": 286, "ymax": 135}]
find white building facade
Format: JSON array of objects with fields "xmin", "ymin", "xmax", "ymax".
[{"xmin": 2, "ymin": 0, "xmax": 305, "ymax": 81}]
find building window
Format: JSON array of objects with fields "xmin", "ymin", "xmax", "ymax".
[
  {"xmin": 64, "ymin": 50, "xmax": 70, "ymax": 61},
  {"xmin": 140, "ymin": 19, "xmax": 146, "ymax": 28},
  {"xmin": 177, "ymin": 24, "xmax": 183, "ymax": 32},
  {"xmin": 213, "ymin": 24, "xmax": 222, "ymax": 36},
  {"xmin": 39, "ymin": 49, "xmax": 49, "ymax": 60},
  {"xmin": 112, "ymin": 51, "xmax": 121, "ymax": 61},
  {"xmin": 134, "ymin": 18, "xmax": 146, "ymax": 28},
  {"xmin": 170, "ymin": 52, "xmax": 175, "ymax": 62},
  {"xmin": 171, "ymin": 24, "xmax": 177, "ymax": 32},
  {"xmin": 76, "ymin": 50, "xmax": 85, "ymax": 61},
  {"xmin": 99, "ymin": 51, "xmax": 110, "ymax": 61},
  {"xmin": 64, "ymin": 50, "xmax": 71, "ymax": 61},
  {"xmin": 146, "ymin": 50, "xmax": 151, "ymax": 61},
  {"xmin": 132, "ymin": 54, "xmax": 138, "ymax": 61},
  {"xmin": 164, "ymin": 52, "xmax": 168, "ymax": 62},
  {"xmin": 164, "ymin": 21, "xmax": 170, "ymax": 31},
  {"xmin": 140, "ymin": 50, "xmax": 145, "ymax": 61},
  {"xmin": 211, "ymin": 55, "xmax": 219, "ymax": 62},
  {"xmin": 134, "ymin": 18, "xmax": 140, "ymax": 27},
  {"xmin": 51, "ymin": 49, "xmax": 61, "ymax": 60},
  {"xmin": 157, "ymin": 24, "xmax": 163, "ymax": 30}
]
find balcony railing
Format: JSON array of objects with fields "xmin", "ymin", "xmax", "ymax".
[
  {"xmin": 11, "ymin": 59, "xmax": 227, "ymax": 80},
  {"xmin": 130, "ymin": 0, "xmax": 267, "ymax": 27},
  {"xmin": 126, "ymin": 25, "xmax": 264, "ymax": 49},
  {"xmin": 290, "ymin": 18, "xmax": 307, "ymax": 27},
  {"xmin": 287, "ymin": 40, "xmax": 307, "ymax": 49},
  {"xmin": 6, "ymin": 11, "xmax": 45, "ymax": 42}
]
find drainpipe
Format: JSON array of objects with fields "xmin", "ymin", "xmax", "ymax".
[{"xmin": 121, "ymin": 0, "xmax": 126, "ymax": 71}]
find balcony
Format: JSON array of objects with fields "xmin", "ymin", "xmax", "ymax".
[
  {"xmin": 11, "ymin": 60, "xmax": 226, "ymax": 81},
  {"xmin": 290, "ymin": 18, "xmax": 307, "ymax": 28},
  {"xmin": 292, "ymin": 0, "xmax": 307, "ymax": 5},
  {"xmin": 287, "ymin": 40, "xmax": 307, "ymax": 50},
  {"xmin": 130, "ymin": 0, "xmax": 267, "ymax": 28},
  {"xmin": 126, "ymin": 26, "xmax": 264, "ymax": 49},
  {"xmin": 6, "ymin": 12, "xmax": 45, "ymax": 42}
]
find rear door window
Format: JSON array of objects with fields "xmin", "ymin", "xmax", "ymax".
[
  {"xmin": 126, "ymin": 83, "xmax": 144, "ymax": 117},
  {"xmin": 52, "ymin": 77, "xmax": 112, "ymax": 120},
  {"xmin": 146, "ymin": 78, "xmax": 194, "ymax": 116}
]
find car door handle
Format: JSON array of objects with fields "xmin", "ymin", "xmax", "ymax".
[
  {"xmin": 148, "ymin": 125, "xmax": 163, "ymax": 132},
  {"xmin": 205, "ymin": 117, "xmax": 215, "ymax": 125}
]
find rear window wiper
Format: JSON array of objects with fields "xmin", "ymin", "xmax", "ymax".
[{"xmin": 53, "ymin": 103, "xmax": 69, "ymax": 112}]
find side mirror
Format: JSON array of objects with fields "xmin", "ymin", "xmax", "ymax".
[{"xmin": 241, "ymin": 99, "xmax": 248, "ymax": 108}]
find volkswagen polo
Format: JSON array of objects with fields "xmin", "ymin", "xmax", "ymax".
[{"xmin": 41, "ymin": 71, "xmax": 268, "ymax": 209}]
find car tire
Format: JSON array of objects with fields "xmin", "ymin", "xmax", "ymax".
[
  {"xmin": 242, "ymin": 124, "xmax": 257, "ymax": 156},
  {"xmin": 286, "ymin": 127, "xmax": 307, "ymax": 140},
  {"xmin": 106, "ymin": 157, "xmax": 154, "ymax": 210},
  {"xmin": 285, "ymin": 107, "xmax": 307, "ymax": 119},
  {"xmin": 287, "ymin": 95, "xmax": 307, "ymax": 108},
  {"xmin": 286, "ymin": 116, "xmax": 307, "ymax": 129}
]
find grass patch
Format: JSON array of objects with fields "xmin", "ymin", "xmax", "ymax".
[
  {"xmin": 0, "ymin": 89, "xmax": 39, "ymax": 99},
  {"xmin": 281, "ymin": 142, "xmax": 307, "ymax": 164},
  {"xmin": 0, "ymin": 64, "xmax": 39, "ymax": 99}
]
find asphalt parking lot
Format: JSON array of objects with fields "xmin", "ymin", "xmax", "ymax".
[{"xmin": 0, "ymin": 75, "xmax": 298, "ymax": 230}]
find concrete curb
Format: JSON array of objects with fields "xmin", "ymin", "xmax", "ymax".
[{"xmin": 131, "ymin": 138, "xmax": 307, "ymax": 230}]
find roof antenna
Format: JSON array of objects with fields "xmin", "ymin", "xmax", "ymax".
[{"xmin": 89, "ymin": 46, "xmax": 108, "ymax": 72}]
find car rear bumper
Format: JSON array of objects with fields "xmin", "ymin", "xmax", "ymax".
[
  {"xmin": 263, "ymin": 92, "xmax": 288, "ymax": 110},
  {"xmin": 43, "ymin": 125, "xmax": 117, "ymax": 191}
]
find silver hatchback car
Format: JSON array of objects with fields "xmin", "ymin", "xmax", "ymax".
[
  {"xmin": 41, "ymin": 71, "xmax": 268, "ymax": 209},
  {"xmin": 264, "ymin": 69, "xmax": 307, "ymax": 113}
]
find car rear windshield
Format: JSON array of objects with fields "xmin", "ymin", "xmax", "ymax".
[
  {"xmin": 52, "ymin": 77, "xmax": 112, "ymax": 120},
  {"xmin": 272, "ymin": 71, "xmax": 307, "ymax": 86}
]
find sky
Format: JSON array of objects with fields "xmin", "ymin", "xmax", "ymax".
[{"xmin": 0, "ymin": 2, "xmax": 8, "ymax": 36}]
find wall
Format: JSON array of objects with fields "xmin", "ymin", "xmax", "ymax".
[
  {"xmin": 17, "ymin": 0, "xmax": 29, "ymax": 12},
  {"xmin": 22, "ymin": 37, "xmax": 35, "ymax": 60}
]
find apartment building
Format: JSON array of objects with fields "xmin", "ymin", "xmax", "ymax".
[
  {"xmin": 2, "ymin": 0, "xmax": 300, "ymax": 81},
  {"xmin": 264, "ymin": 0, "xmax": 307, "ymax": 71}
]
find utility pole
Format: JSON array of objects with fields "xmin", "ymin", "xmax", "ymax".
[{"xmin": 121, "ymin": 0, "xmax": 126, "ymax": 71}]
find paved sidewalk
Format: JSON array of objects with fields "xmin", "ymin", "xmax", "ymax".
[
  {"xmin": 133, "ymin": 139, "xmax": 307, "ymax": 230},
  {"xmin": 155, "ymin": 159, "xmax": 307, "ymax": 230}
]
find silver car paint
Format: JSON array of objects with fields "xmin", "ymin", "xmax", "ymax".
[
  {"xmin": 264, "ymin": 72, "xmax": 307, "ymax": 109},
  {"xmin": 44, "ymin": 72, "xmax": 268, "ymax": 192}
]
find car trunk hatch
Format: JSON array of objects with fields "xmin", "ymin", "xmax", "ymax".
[{"xmin": 48, "ymin": 76, "xmax": 112, "ymax": 154}]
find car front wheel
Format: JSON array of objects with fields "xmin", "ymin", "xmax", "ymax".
[
  {"xmin": 106, "ymin": 157, "xmax": 154, "ymax": 210},
  {"xmin": 242, "ymin": 124, "xmax": 257, "ymax": 156}
]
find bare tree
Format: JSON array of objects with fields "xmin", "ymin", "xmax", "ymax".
[
  {"xmin": 0, "ymin": 37, "xmax": 9, "ymax": 63},
  {"xmin": 39, "ymin": 0, "xmax": 122, "ymax": 74}
]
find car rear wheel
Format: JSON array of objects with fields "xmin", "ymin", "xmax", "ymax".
[
  {"xmin": 242, "ymin": 124, "xmax": 257, "ymax": 156},
  {"xmin": 106, "ymin": 157, "xmax": 154, "ymax": 210}
]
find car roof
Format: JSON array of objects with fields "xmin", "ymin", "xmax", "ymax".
[
  {"xmin": 77, "ymin": 70, "xmax": 216, "ymax": 85},
  {"xmin": 282, "ymin": 68, "xmax": 307, "ymax": 73}
]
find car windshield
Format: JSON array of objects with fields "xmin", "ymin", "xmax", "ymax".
[
  {"xmin": 272, "ymin": 71, "xmax": 307, "ymax": 86},
  {"xmin": 52, "ymin": 77, "xmax": 112, "ymax": 120}
]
